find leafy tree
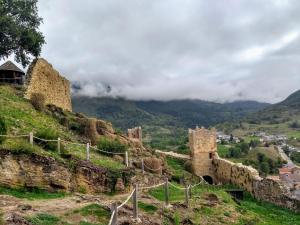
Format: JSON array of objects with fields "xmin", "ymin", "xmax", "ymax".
[
  {"xmin": 249, "ymin": 139, "xmax": 260, "ymax": 148},
  {"xmin": 239, "ymin": 142, "xmax": 250, "ymax": 155},
  {"xmin": 291, "ymin": 152, "xmax": 300, "ymax": 164},
  {"xmin": 0, "ymin": 0, "xmax": 45, "ymax": 67},
  {"xmin": 257, "ymin": 153, "xmax": 266, "ymax": 163},
  {"xmin": 260, "ymin": 162, "xmax": 270, "ymax": 175},
  {"xmin": 289, "ymin": 121, "xmax": 300, "ymax": 129}
]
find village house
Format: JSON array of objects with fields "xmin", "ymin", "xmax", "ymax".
[{"xmin": 0, "ymin": 61, "xmax": 25, "ymax": 85}]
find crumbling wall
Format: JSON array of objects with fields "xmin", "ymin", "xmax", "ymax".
[
  {"xmin": 189, "ymin": 127, "xmax": 217, "ymax": 179},
  {"xmin": 213, "ymin": 158, "xmax": 300, "ymax": 212},
  {"xmin": 25, "ymin": 58, "xmax": 72, "ymax": 111},
  {"xmin": 127, "ymin": 126, "xmax": 142, "ymax": 143}
]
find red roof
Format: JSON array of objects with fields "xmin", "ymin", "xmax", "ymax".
[{"xmin": 279, "ymin": 167, "xmax": 292, "ymax": 174}]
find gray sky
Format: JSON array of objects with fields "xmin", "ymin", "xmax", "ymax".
[{"xmin": 14, "ymin": 0, "xmax": 300, "ymax": 103}]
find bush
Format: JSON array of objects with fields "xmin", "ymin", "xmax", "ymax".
[
  {"xmin": 30, "ymin": 93, "xmax": 46, "ymax": 111},
  {"xmin": 97, "ymin": 137, "xmax": 128, "ymax": 155},
  {"xmin": 289, "ymin": 121, "xmax": 300, "ymax": 129},
  {"xmin": 9, "ymin": 140, "xmax": 38, "ymax": 155},
  {"xmin": 0, "ymin": 117, "xmax": 7, "ymax": 144},
  {"xmin": 35, "ymin": 128, "xmax": 59, "ymax": 151}
]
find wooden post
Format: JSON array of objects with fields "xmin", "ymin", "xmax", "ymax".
[
  {"xmin": 125, "ymin": 151, "xmax": 129, "ymax": 167},
  {"xmin": 185, "ymin": 185, "xmax": 189, "ymax": 207},
  {"xmin": 133, "ymin": 184, "xmax": 138, "ymax": 220},
  {"xmin": 86, "ymin": 143, "xmax": 90, "ymax": 161},
  {"xmin": 29, "ymin": 132, "xmax": 33, "ymax": 145},
  {"xmin": 111, "ymin": 203, "xmax": 118, "ymax": 225},
  {"xmin": 57, "ymin": 138, "xmax": 61, "ymax": 154},
  {"xmin": 164, "ymin": 177, "xmax": 169, "ymax": 207},
  {"xmin": 141, "ymin": 159, "xmax": 145, "ymax": 174}
]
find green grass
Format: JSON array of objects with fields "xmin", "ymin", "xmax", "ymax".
[
  {"xmin": 73, "ymin": 204, "xmax": 110, "ymax": 224},
  {"xmin": 28, "ymin": 214, "xmax": 63, "ymax": 225},
  {"xmin": 0, "ymin": 186, "xmax": 66, "ymax": 200},
  {"xmin": 237, "ymin": 194, "xmax": 300, "ymax": 225},
  {"xmin": 138, "ymin": 201, "xmax": 158, "ymax": 214},
  {"xmin": 166, "ymin": 157, "xmax": 187, "ymax": 179},
  {"xmin": 149, "ymin": 183, "xmax": 300, "ymax": 225},
  {"xmin": 217, "ymin": 144, "xmax": 230, "ymax": 158}
]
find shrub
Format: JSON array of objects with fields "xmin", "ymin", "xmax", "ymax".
[
  {"xmin": 30, "ymin": 93, "xmax": 46, "ymax": 111},
  {"xmin": 9, "ymin": 140, "xmax": 38, "ymax": 155},
  {"xmin": 97, "ymin": 137, "xmax": 128, "ymax": 155},
  {"xmin": 0, "ymin": 117, "xmax": 7, "ymax": 144},
  {"xmin": 35, "ymin": 128, "xmax": 59, "ymax": 151}
]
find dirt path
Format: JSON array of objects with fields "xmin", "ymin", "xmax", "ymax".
[{"xmin": 0, "ymin": 192, "xmax": 130, "ymax": 222}]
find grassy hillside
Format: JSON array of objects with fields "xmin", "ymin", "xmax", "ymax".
[
  {"xmin": 72, "ymin": 96, "xmax": 268, "ymax": 150},
  {"xmin": 0, "ymin": 85, "xmax": 124, "ymax": 170}
]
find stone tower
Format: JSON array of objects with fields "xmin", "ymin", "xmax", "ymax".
[{"xmin": 189, "ymin": 127, "xmax": 218, "ymax": 183}]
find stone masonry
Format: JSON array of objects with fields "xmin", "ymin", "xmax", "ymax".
[
  {"xmin": 127, "ymin": 126, "xmax": 142, "ymax": 143},
  {"xmin": 189, "ymin": 127, "xmax": 300, "ymax": 212},
  {"xmin": 189, "ymin": 126, "xmax": 218, "ymax": 180},
  {"xmin": 25, "ymin": 58, "xmax": 72, "ymax": 111}
]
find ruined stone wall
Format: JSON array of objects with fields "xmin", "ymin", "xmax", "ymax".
[
  {"xmin": 213, "ymin": 158, "xmax": 300, "ymax": 212},
  {"xmin": 127, "ymin": 126, "xmax": 142, "ymax": 143},
  {"xmin": 25, "ymin": 58, "xmax": 72, "ymax": 111},
  {"xmin": 189, "ymin": 127, "xmax": 217, "ymax": 178}
]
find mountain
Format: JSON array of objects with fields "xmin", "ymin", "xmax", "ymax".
[
  {"xmin": 72, "ymin": 96, "xmax": 269, "ymax": 149},
  {"xmin": 246, "ymin": 89, "xmax": 300, "ymax": 124}
]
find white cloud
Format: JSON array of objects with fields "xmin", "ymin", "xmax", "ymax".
[{"xmin": 2, "ymin": 0, "xmax": 300, "ymax": 104}]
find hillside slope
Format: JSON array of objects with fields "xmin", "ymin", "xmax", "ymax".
[
  {"xmin": 221, "ymin": 89, "xmax": 300, "ymax": 138},
  {"xmin": 72, "ymin": 96, "xmax": 269, "ymax": 149}
]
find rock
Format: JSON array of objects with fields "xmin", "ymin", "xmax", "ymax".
[
  {"xmin": 144, "ymin": 157, "xmax": 163, "ymax": 174},
  {"xmin": 18, "ymin": 204, "xmax": 32, "ymax": 211},
  {"xmin": 115, "ymin": 178, "xmax": 125, "ymax": 192},
  {"xmin": 113, "ymin": 155, "xmax": 124, "ymax": 163},
  {"xmin": 6, "ymin": 213, "xmax": 33, "ymax": 225}
]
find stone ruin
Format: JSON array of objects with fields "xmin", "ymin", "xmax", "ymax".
[
  {"xmin": 25, "ymin": 58, "xmax": 72, "ymax": 111},
  {"xmin": 127, "ymin": 126, "xmax": 142, "ymax": 143},
  {"xmin": 189, "ymin": 126, "xmax": 300, "ymax": 212},
  {"xmin": 189, "ymin": 126, "xmax": 218, "ymax": 183}
]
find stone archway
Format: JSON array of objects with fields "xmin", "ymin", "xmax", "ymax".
[{"xmin": 203, "ymin": 175, "xmax": 214, "ymax": 184}]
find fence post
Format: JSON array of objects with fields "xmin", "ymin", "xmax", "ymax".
[
  {"xmin": 141, "ymin": 159, "xmax": 145, "ymax": 174},
  {"xmin": 133, "ymin": 184, "xmax": 139, "ymax": 220},
  {"xmin": 125, "ymin": 151, "xmax": 129, "ymax": 167},
  {"xmin": 57, "ymin": 138, "xmax": 61, "ymax": 154},
  {"xmin": 185, "ymin": 185, "xmax": 189, "ymax": 207},
  {"xmin": 86, "ymin": 143, "xmax": 90, "ymax": 161},
  {"xmin": 164, "ymin": 177, "xmax": 169, "ymax": 207},
  {"xmin": 29, "ymin": 132, "xmax": 33, "ymax": 145},
  {"xmin": 111, "ymin": 203, "xmax": 118, "ymax": 225}
]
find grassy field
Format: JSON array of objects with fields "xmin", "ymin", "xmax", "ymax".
[
  {"xmin": 149, "ymin": 183, "xmax": 300, "ymax": 225},
  {"xmin": 27, "ymin": 204, "xmax": 110, "ymax": 225},
  {"xmin": 0, "ymin": 186, "xmax": 66, "ymax": 200}
]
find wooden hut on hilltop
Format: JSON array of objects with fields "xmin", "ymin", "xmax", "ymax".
[{"xmin": 0, "ymin": 61, "xmax": 25, "ymax": 85}]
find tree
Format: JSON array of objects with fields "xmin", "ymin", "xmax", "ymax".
[{"xmin": 0, "ymin": 0, "xmax": 45, "ymax": 67}]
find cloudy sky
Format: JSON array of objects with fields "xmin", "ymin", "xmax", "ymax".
[{"xmin": 25, "ymin": 0, "xmax": 300, "ymax": 102}]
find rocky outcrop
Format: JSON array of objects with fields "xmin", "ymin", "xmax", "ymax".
[
  {"xmin": 0, "ymin": 150, "xmax": 131, "ymax": 194},
  {"xmin": 25, "ymin": 58, "xmax": 72, "ymax": 111}
]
